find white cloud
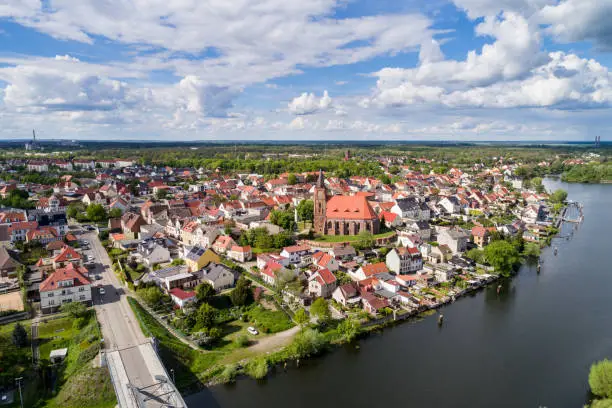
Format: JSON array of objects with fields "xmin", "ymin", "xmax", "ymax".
[
  {"xmin": 538, "ymin": 0, "xmax": 612, "ymax": 49},
  {"xmin": 451, "ymin": 0, "xmax": 554, "ymax": 19},
  {"xmin": 288, "ymin": 90, "xmax": 332, "ymax": 115}
]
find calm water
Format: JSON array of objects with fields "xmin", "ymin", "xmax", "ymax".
[{"xmin": 189, "ymin": 180, "xmax": 612, "ymax": 408}]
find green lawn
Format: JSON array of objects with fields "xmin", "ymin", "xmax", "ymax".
[
  {"xmin": 38, "ymin": 316, "xmax": 75, "ymax": 361},
  {"xmin": 244, "ymin": 305, "xmax": 294, "ymax": 334},
  {"xmin": 314, "ymin": 230, "xmax": 396, "ymax": 243}
]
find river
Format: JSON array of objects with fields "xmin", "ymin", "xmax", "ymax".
[{"xmin": 188, "ymin": 179, "xmax": 612, "ymax": 408}]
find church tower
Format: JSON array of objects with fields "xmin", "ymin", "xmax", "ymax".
[{"xmin": 313, "ymin": 169, "xmax": 327, "ymax": 235}]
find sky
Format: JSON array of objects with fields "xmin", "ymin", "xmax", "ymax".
[{"xmin": 0, "ymin": 0, "xmax": 611, "ymax": 141}]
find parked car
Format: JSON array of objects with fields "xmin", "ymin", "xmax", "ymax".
[
  {"xmin": 96, "ymin": 275, "xmax": 102, "ymax": 280},
  {"xmin": 99, "ymin": 287, "xmax": 106, "ymax": 295},
  {"xmin": 247, "ymin": 326, "xmax": 259, "ymax": 335}
]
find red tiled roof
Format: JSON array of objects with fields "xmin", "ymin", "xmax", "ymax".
[
  {"xmin": 326, "ymin": 195, "xmax": 377, "ymax": 221},
  {"xmin": 314, "ymin": 268, "xmax": 336, "ymax": 285},
  {"xmin": 40, "ymin": 263, "xmax": 90, "ymax": 292},
  {"xmin": 54, "ymin": 246, "xmax": 81, "ymax": 263},
  {"xmin": 361, "ymin": 262, "xmax": 388, "ymax": 277},
  {"xmin": 169, "ymin": 288, "xmax": 196, "ymax": 300}
]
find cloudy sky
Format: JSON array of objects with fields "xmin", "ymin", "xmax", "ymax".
[{"xmin": 0, "ymin": 0, "xmax": 611, "ymax": 141}]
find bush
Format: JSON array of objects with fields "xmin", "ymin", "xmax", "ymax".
[
  {"xmin": 234, "ymin": 334, "xmax": 250, "ymax": 348},
  {"xmin": 73, "ymin": 317, "xmax": 88, "ymax": 330},
  {"xmin": 245, "ymin": 357, "xmax": 268, "ymax": 380},
  {"xmin": 590, "ymin": 359, "xmax": 612, "ymax": 399},
  {"xmin": 220, "ymin": 364, "xmax": 240, "ymax": 383},
  {"xmin": 11, "ymin": 323, "xmax": 28, "ymax": 347}
]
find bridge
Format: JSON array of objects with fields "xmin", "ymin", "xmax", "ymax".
[{"xmin": 85, "ymin": 232, "xmax": 188, "ymax": 408}]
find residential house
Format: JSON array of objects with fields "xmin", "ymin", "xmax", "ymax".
[
  {"xmin": 39, "ymin": 263, "xmax": 92, "ymax": 314},
  {"xmin": 437, "ymin": 227, "xmax": 469, "ymax": 254},
  {"xmin": 471, "ymin": 226, "xmax": 492, "ymax": 248},
  {"xmin": 386, "ymin": 247, "xmax": 423, "ymax": 274},
  {"xmin": 169, "ymin": 288, "xmax": 197, "ymax": 309},
  {"xmin": 228, "ymin": 245, "xmax": 252, "ymax": 263},
  {"xmin": 308, "ymin": 268, "xmax": 337, "ymax": 298},
  {"xmin": 212, "ymin": 235, "xmax": 236, "ymax": 254},
  {"xmin": 184, "ymin": 246, "xmax": 220, "ymax": 272},
  {"xmin": 352, "ymin": 262, "xmax": 389, "ymax": 281},
  {"xmin": 438, "ymin": 196, "xmax": 461, "ymax": 214},
  {"xmin": 52, "ymin": 246, "xmax": 82, "ymax": 269},
  {"xmin": 361, "ymin": 293, "xmax": 389, "ymax": 315},
  {"xmin": 332, "ymin": 282, "xmax": 361, "ymax": 307},
  {"xmin": 121, "ymin": 212, "xmax": 147, "ymax": 239},
  {"xmin": 280, "ymin": 244, "xmax": 312, "ymax": 266},
  {"xmin": 134, "ymin": 239, "xmax": 171, "ymax": 267},
  {"xmin": 195, "ymin": 262, "xmax": 236, "ymax": 291},
  {"xmin": 312, "ymin": 251, "xmax": 339, "ymax": 272},
  {"xmin": 8, "ymin": 221, "xmax": 38, "ymax": 242},
  {"xmin": 330, "ymin": 244, "xmax": 356, "ymax": 261},
  {"xmin": 26, "ymin": 227, "xmax": 60, "ymax": 245},
  {"xmin": 0, "ymin": 246, "xmax": 21, "ymax": 278}
]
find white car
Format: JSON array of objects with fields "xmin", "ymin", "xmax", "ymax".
[
  {"xmin": 99, "ymin": 287, "xmax": 106, "ymax": 295},
  {"xmin": 82, "ymin": 240, "xmax": 89, "ymax": 245},
  {"xmin": 247, "ymin": 326, "xmax": 259, "ymax": 335},
  {"xmin": 87, "ymin": 255, "xmax": 95, "ymax": 261}
]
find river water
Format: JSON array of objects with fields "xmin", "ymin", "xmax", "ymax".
[{"xmin": 188, "ymin": 179, "xmax": 612, "ymax": 408}]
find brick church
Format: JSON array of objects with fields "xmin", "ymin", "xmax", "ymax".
[{"xmin": 313, "ymin": 170, "xmax": 380, "ymax": 236}]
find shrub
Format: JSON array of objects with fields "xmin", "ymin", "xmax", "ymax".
[
  {"xmin": 11, "ymin": 323, "xmax": 28, "ymax": 347},
  {"xmin": 234, "ymin": 334, "xmax": 250, "ymax": 348},
  {"xmin": 590, "ymin": 359, "xmax": 612, "ymax": 399},
  {"xmin": 220, "ymin": 364, "xmax": 240, "ymax": 383},
  {"xmin": 246, "ymin": 357, "xmax": 268, "ymax": 380}
]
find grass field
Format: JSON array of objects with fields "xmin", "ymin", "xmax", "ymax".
[
  {"xmin": 38, "ymin": 316, "xmax": 74, "ymax": 361},
  {"xmin": 314, "ymin": 230, "xmax": 396, "ymax": 243}
]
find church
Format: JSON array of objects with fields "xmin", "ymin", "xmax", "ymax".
[{"xmin": 313, "ymin": 170, "xmax": 380, "ymax": 236}]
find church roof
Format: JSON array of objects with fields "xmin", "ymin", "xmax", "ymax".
[{"xmin": 326, "ymin": 195, "xmax": 377, "ymax": 221}]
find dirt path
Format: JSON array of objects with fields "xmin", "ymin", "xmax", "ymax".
[{"xmin": 248, "ymin": 325, "xmax": 300, "ymax": 353}]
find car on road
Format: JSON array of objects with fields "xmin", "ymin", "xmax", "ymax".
[
  {"xmin": 87, "ymin": 255, "xmax": 94, "ymax": 261},
  {"xmin": 247, "ymin": 326, "xmax": 259, "ymax": 335},
  {"xmin": 82, "ymin": 240, "xmax": 90, "ymax": 245},
  {"xmin": 99, "ymin": 287, "xmax": 106, "ymax": 295},
  {"xmin": 96, "ymin": 275, "xmax": 102, "ymax": 280}
]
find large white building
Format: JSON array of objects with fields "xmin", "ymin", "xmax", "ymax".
[{"xmin": 39, "ymin": 263, "xmax": 92, "ymax": 314}]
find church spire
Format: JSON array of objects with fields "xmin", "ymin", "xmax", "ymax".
[{"xmin": 316, "ymin": 169, "xmax": 325, "ymax": 188}]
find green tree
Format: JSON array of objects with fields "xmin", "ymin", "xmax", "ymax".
[
  {"xmin": 523, "ymin": 242, "xmax": 541, "ymax": 259},
  {"xmin": 310, "ymin": 298, "xmax": 330, "ymax": 322},
  {"xmin": 11, "ymin": 323, "xmax": 28, "ymax": 347},
  {"xmin": 294, "ymin": 308, "xmax": 309, "ymax": 327},
  {"xmin": 355, "ymin": 231, "xmax": 374, "ymax": 249},
  {"xmin": 296, "ymin": 199, "xmax": 314, "ymax": 223},
  {"xmin": 287, "ymin": 173, "xmax": 298, "ymax": 185},
  {"xmin": 531, "ymin": 177, "xmax": 544, "ymax": 193},
  {"xmin": 466, "ymin": 248, "xmax": 485, "ymax": 264},
  {"xmin": 484, "ymin": 240, "xmax": 521, "ymax": 275},
  {"xmin": 230, "ymin": 276, "xmax": 253, "ymax": 306},
  {"xmin": 156, "ymin": 189, "xmax": 168, "ymax": 200},
  {"xmin": 196, "ymin": 303, "xmax": 217, "ymax": 329},
  {"xmin": 109, "ymin": 208, "xmax": 122, "ymax": 218},
  {"xmin": 86, "ymin": 203, "xmax": 108, "ymax": 222},
  {"xmin": 550, "ymin": 189, "xmax": 568, "ymax": 203},
  {"xmin": 139, "ymin": 286, "xmax": 163, "ymax": 306},
  {"xmin": 60, "ymin": 302, "xmax": 88, "ymax": 318},
  {"xmin": 195, "ymin": 282, "xmax": 215, "ymax": 304},
  {"xmin": 590, "ymin": 359, "xmax": 612, "ymax": 399},
  {"xmin": 336, "ymin": 317, "xmax": 359, "ymax": 342}
]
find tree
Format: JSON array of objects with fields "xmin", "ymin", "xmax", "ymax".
[
  {"xmin": 294, "ymin": 308, "xmax": 309, "ymax": 327},
  {"xmin": 336, "ymin": 317, "xmax": 359, "ymax": 342},
  {"xmin": 11, "ymin": 323, "xmax": 27, "ymax": 347},
  {"xmin": 355, "ymin": 231, "xmax": 374, "ymax": 249},
  {"xmin": 531, "ymin": 177, "xmax": 544, "ymax": 193},
  {"xmin": 296, "ymin": 199, "xmax": 314, "ymax": 223},
  {"xmin": 310, "ymin": 298, "xmax": 330, "ymax": 322},
  {"xmin": 195, "ymin": 282, "xmax": 215, "ymax": 304},
  {"xmin": 108, "ymin": 208, "xmax": 122, "ymax": 218},
  {"xmin": 60, "ymin": 302, "xmax": 88, "ymax": 318},
  {"xmin": 139, "ymin": 286, "xmax": 163, "ymax": 307},
  {"xmin": 195, "ymin": 303, "xmax": 217, "ymax": 329},
  {"xmin": 86, "ymin": 203, "xmax": 108, "ymax": 222},
  {"xmin": 523, "ymin": 242, "xmax": 541, "ymax": 258},
  {"xmin": 287, "ymin": 173, "xmax": 298, "ymax": 185},
  {"xmin": 590, "ymin": 359, "xmax": 612, "ymax": 399},
  {"xmin": 484, "ymin": 240, "xmax": 521, "ymax": 275},
  {"xmin": 230, "ymin": 276, "xmax": 253, "ymax": 306},
  {"xmin": 156, "ymin": 189, "xmax": 168, "ymax": 200},
  {"xmin": 466, "ymin": 248, "xmax": 485, "ymax": 264},
  {"xmin": 550, "ymin": 189, "xmax": 568, "ymax": 204}
]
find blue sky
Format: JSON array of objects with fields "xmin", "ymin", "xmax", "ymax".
[{"xmin": 0, "ymin": 0, "xmax": 610, "ymax": 141}]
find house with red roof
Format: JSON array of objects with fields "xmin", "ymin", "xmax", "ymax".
[
  {"xmin": 39, "ymin": 263, "xmax": 92, "ymax": 314},
  {"xmin": 26, "ymin": 227, "xmax": 60, "ymax": 245},
  {"xmin": 169, "ymin": 288, "xmax": 197, "ymax": 309},
  {"xmin": 308, "ymin": 268, "xmax": 337, "ymax": 298},
  {"xmin": 260, "ymin": 261, "xmax": 287, "ymax": 286},
  {"xmin": 362, "ymin": 293, "xmax": 390, "ymax": 316},
  {"xmin": 53, "ymin": 245, "xmax": 82, "ymax": 269},
  {"xmin": 352, "ymin": 262, "xmax": 389, "ymax": 281},
  {"xmin": 385, "ymin": 247, "xmax": 423, "ymax": 274},
  {"xmin": 280, "ymin": 244, "xmax": 312, "ymax": 266},
  {"xmin": 212, "ymin": 235, "xmax": 236, "ymax": 254},
  {"xmin": 471, "ymin": 225, "xmax": 495, "ymax": 248},
  {"xmin": 311, "ymin": 251, "xmax": 339, "ymax": 272},
  {"xmin": 228, "ymin": 245, "xmax": 252, "ymax": 263}
]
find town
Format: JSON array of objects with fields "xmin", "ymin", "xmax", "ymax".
[{"xmin": 0, "ymin": 143, "xmax": 577, "ymax": 407}]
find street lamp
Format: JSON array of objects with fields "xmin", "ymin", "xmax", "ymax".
[
  {"xmin": 170, "ymin": 368, "xmax": 175, "ymax": 384},
  {"xmin": 15, "ymin": 377, "xmax": 23, "ymax": 408}
]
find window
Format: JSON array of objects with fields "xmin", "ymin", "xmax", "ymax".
[
  {"xmin": 49, "ymin": 300, "xmax": 55, "ymax": 306},
  {"xmin": 48, "ymin": 293, "xmax": 54, "ymax": 297},
  {"xmin": 79, "ymin": 287, "xmax": 85, "ymax": 292}
]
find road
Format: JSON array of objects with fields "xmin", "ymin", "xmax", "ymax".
[{"xmin": 83, "ymin": 232, "xmax": 154, "ymax": 388}]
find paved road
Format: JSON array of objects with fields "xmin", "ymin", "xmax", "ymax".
[{"xmin": 83, "ymin": 232, "xmax": 153, "ymax": 388}]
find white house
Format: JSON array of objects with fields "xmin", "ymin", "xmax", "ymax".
[
  {"xmin": 438, "ymin": 196, "xmax": 461, "ymax": 214},
  {"xmin": 169, "ymin": 288, "xmax": 197, "ymax": 309},
  {"xmin": 280, "ymin": 244, "xmax": 312, "ymax": 266},
  {"xmin": 228, "ymin": 245, "xmax": 252, "ymax": 263},
  {"xmin": 195, "ymin": 262, "xmax": 235, "ymax": 291},
  {"xmin": 39, "ymin": 263, "xmax": 92, "ymax": 314},
  {"xmin": 437, "ymin": 227, "xmax": 469, "ymax": 254},
  {"xmin": 386, "ymin": 247, "xmax": 423, "ymax": 274}
]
